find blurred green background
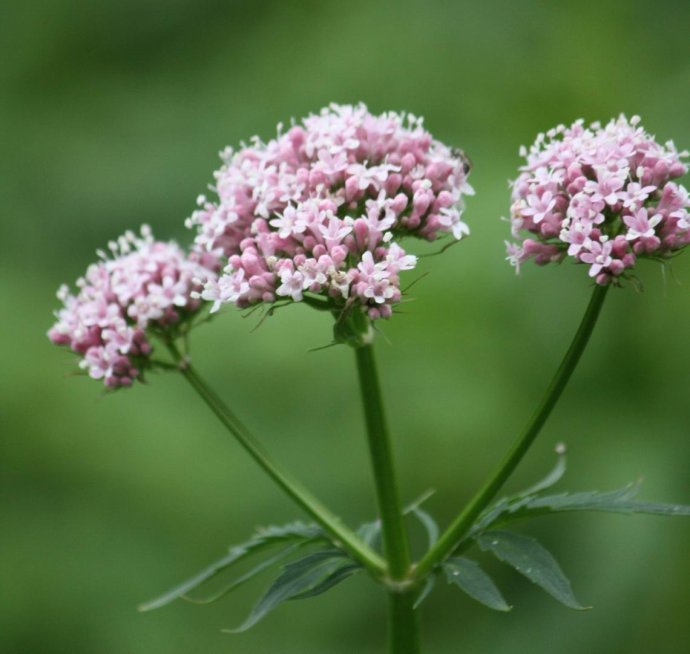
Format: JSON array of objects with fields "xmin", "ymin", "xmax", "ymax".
[{"xmin": 2, "ymin": 0, "xmax": 689, "ymax": 652}]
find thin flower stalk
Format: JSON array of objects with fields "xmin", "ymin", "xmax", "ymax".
[
  {"xmin": 415, "ymin": 284, "xmax": 609, "ymax": 578},
  {"xmin": 166, "ymin": 343, "xmax": 386, "ymax": 578},
  {"xmin": 354, "ymin": 343, "xmax": 419, "ymax": 654}
]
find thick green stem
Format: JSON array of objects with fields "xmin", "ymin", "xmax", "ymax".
[
  {"xmin": 388, "ymin": 590, "xmax": 421, "ymax": 654},
  {"xmin": 355, "ymin": 344, "xmax": 412, "ymax": 581},
  {"xmin": 415, "ymin": 284, "xmax": 609, "ymax": 578},
  {"xmin": 168, "ymin": 344, "xmax": 386, "ymax": 577}
]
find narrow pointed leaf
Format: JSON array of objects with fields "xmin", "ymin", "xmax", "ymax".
[
  {"xmin": 517, "ymin": 446, "xmax": 567, "ymax": 498},
  {"xmin": 489, "ymin": 483, "xmax": 690, "ymax": 529},
  {"xmin": 444, "ymin": 557, "xmax": 511, "ymax": 611},
  {"xmin": 225, "ymin": 550, "xmax": 349, "ymax": 633},
  {"xmin": 472, "ymin": 480, "xmax": 690, "ymax": 536},
  {"xmin": 357, "ymin": 520, "xmax": 381, "ymax": 549},
  {"xmin": 182, "ymin": 544, "xmax": 301, "ymax": 605},
  {"xmin": 139, "ymin": 548, "xmax": 256, "ymax": 612},
  {"xmin": 520, "ymin": 485, "xmax": 690, "ymax": 517},
  {"xmin": 357, "ymin": 490, "xmax": 430, "ymax": 548},
  {"xmin": 477, "ymin": 530, "xmax": 587, "ymax": 610},
  {"xmin": 413, "ymin": 574, "xmax": 437, "ymax": 609},
  {"xmin": 139, "ymin": 521, "xmax": 322, "ymax": 612},
  {"xmin": 471, "ymin": 450, "xmax": 567, "ymax": 534},
  {"xmin": 355, "ymin": 490, "xmax": 435, "ymax": 551},
  {"xmin": 411, "ymin": 506, "xmax": 439, "ymax": 548},
  {"xmin": 290, "ymin": 562, "xmax": 361, "ymax": 600}
]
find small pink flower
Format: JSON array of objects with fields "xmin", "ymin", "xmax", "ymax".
[
  {"xmin": 48, "ymin": 227, "xmax": 218, "ymax": 388},
  {"xmin": 186, "ymin": 103, "xmax": 473, "ymax": 322},
  {"xmin": 507, "ymin": 115, "xmax": 689, "ymax": 284},
  {"xmin": 579, "ymin": 240, "xmax": 613, "ymax": 278},
  {"xmin": 276, "ymin": 268, "xmax": 305, "ymax": 302},
  {"xmin": 623, "ymin": 208, "xmax": 662, "ymax": 241}
]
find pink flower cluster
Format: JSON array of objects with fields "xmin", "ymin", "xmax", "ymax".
[
  {"xmin": 48, "ymin": 226, "xmax": 217, "ymax": 388},
  {"xmin": 506, "ymin": 115, "xmax": 690, "ymax": 284},
  {"xmin": 188, "ymin": 103, "xmax": 473, "ymax": 320}
]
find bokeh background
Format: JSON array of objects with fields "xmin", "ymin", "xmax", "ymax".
[{"xmin": 2, "ymin": 1, "xmax": 689, "ymax": 652}]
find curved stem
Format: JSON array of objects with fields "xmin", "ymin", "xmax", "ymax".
[
  {"xmin": 167, "ymin": 344, "xmax": 386, "ymax": 577},
  {"xmin": 355, "ymin": 344, "xmax": 412, "ymax": 581},
  {"xmin": 415, "ymin": 284, "xmax": 609, "ymax": 579}
]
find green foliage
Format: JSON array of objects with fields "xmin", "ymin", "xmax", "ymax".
[
  {"xmin": 443, "ymin": 557, "xmax": 511, "ymax": 612},
  {"xmin": 139, "ymin": 451, "xmax": 690, "ymax": 623},
  {"xmin": 471, "ymin": 450, "xmax": 690, "ymax": 537},
  {"xmin": 226, "ymin": 550, "xmax": 357, "ymax": 633},
  {"xmin": 140, "ymin": 521, "xmax": 366, "ymax": 633},
  {"xmin": 410, "ymin": 506, "xmax": 440, "ymax": 549},
  {"xmin": 439, "ymin": 449, "xmax": 690, "ymax": 613},
  {"xmin": 138, "ymin": 522, "xmax": 324, "ymax": 612},
  {"xmin": 476, "ymin": 530, "xmax": 586, "ymax": 610}
]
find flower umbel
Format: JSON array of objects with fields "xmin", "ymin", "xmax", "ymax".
[
  {"xmin": 506, "ymin": 115, "xmax": 690, "ymax": 284},
  {"xmin": 48, "ymin": 226, "xmax": 218, "ymax": 388},
  {"xmin": 188, "ymin": 103, "xmax": 473, "ymax": 331}
]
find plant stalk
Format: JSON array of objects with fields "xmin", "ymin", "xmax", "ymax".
[
  {"xmin": 388, "ymin": 590, "xmax": 421, "ymax": 654},
  {"xmin": 354, "ymin": 344, "xmax": 419, "ymax": 652},
  {"xmin": 167, "ymin": 344, "xmax": 386, "ymax": 578},
  {"xmin": 354, "ymin": 344, "xmax": 412, "ymax": 581},
  {"xmin": 415, "ymin": 284, "xmax": 610, "ymax": 578}
]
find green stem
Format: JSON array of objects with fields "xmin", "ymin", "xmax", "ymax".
[
  {"xmin": 388, "ymin": 590, "xmax": 421, "ymax": 654},
  {"xmin": 167, "ymin": 344, "xmax": 386, "ymax": 578},
  {"xmin": 354, "ymin": 344, "xmax": 412, "ymax": 581},
  {"xmin": 415, "ymin": 284, "xmax": 609, "ymax": 578}
]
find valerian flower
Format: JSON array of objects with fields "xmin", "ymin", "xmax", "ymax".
[
  {"xmin": 48, "ymin": 226, "xmax": 218, "ymax": 388},
  {"xmin": 187, "ymin": 103, "xmax": 473, "ymax": 335},
  {"xmin": 506, "ymin": 115, "xmax": 690, "ymax": 284}
]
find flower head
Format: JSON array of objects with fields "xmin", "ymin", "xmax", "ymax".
[
  {"xmin": 48, "ymin": 226, "xmax": 218, "ymax": 388},
  {"xmin": 187, "ymin": 103, "xmax": 473, "ymax": 340},
  {"xmin": 506, "ymin": 116, "xmax": 690, "ymax": 284}
]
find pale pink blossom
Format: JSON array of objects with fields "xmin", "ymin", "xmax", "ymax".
[
  {"xmin": 276, "ymin": 268, "xmax": 305, "ymax": 302},
  {"xmin": 48, "ymin": 227, "xmax": 217, "ymax": 389},
  {"xmin": 579, "ymin": 240, "xmax": 614, "ymax": 277},
  {"xmin": 506, "ymin": 115, "xmax": 690, "ymax": 284},
  {"xmin": 188, "ymin": 103, "xmax": 473, "ymax": 321}
]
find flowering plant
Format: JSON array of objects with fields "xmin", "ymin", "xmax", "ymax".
[
  {"xmin": 48, "ymin": 226, "xmax": 218, "ymax": 388},
  {"xmin": 49, "ymin": 106, "xmax": 689, "ymax": 653},
  {"xmin": 506, "ymin": 115, "xmax": 690, "ymax": 284},
  {"xmin": 191, "ymin": 103, "xmax": 472, "ymax": 344}
]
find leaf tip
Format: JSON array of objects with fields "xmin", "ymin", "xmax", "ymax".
[
  {"xmin": 575, "ymin": 603, "xmax": 593, "ymax": 611},
  {"xmin": 137, "ymin": 601, "xmax": 154, "ymax": 613},
  {"xmin": 220, "ymin": 626, "xmax": 245, "ymax": 635}
]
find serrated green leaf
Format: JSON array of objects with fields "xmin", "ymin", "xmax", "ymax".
[
  {"xmin": 519, "ymin": 485, "xmax": 690, "ymax": 517},
  {"xmin": 224, "ymin": 550, "xmax": 349, "ymax": 633},
  {"xmin": 253, "ymin": 522, "xmax": 325, "ymax": 541},
  {"xmin": 477, "ymin": 530, "xmax": 587, "ymax": 610},
  {"xmin": 471, "ymin": 476, "xmax": 690, "ymax": 539},
  {"xmin": 138, "ymin": 522, "xmax": 323, "ymax": 612},
  {"xmin": 477, "ymin": 483, "xmax": 690, "ymax": 534},
  {"xmin": 411, "ymin": 506, "xmax": 439, "ymax": 549},
  {"xmin": 443, "ymin": 557, "xmax": 511, "ymax": 611}
]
